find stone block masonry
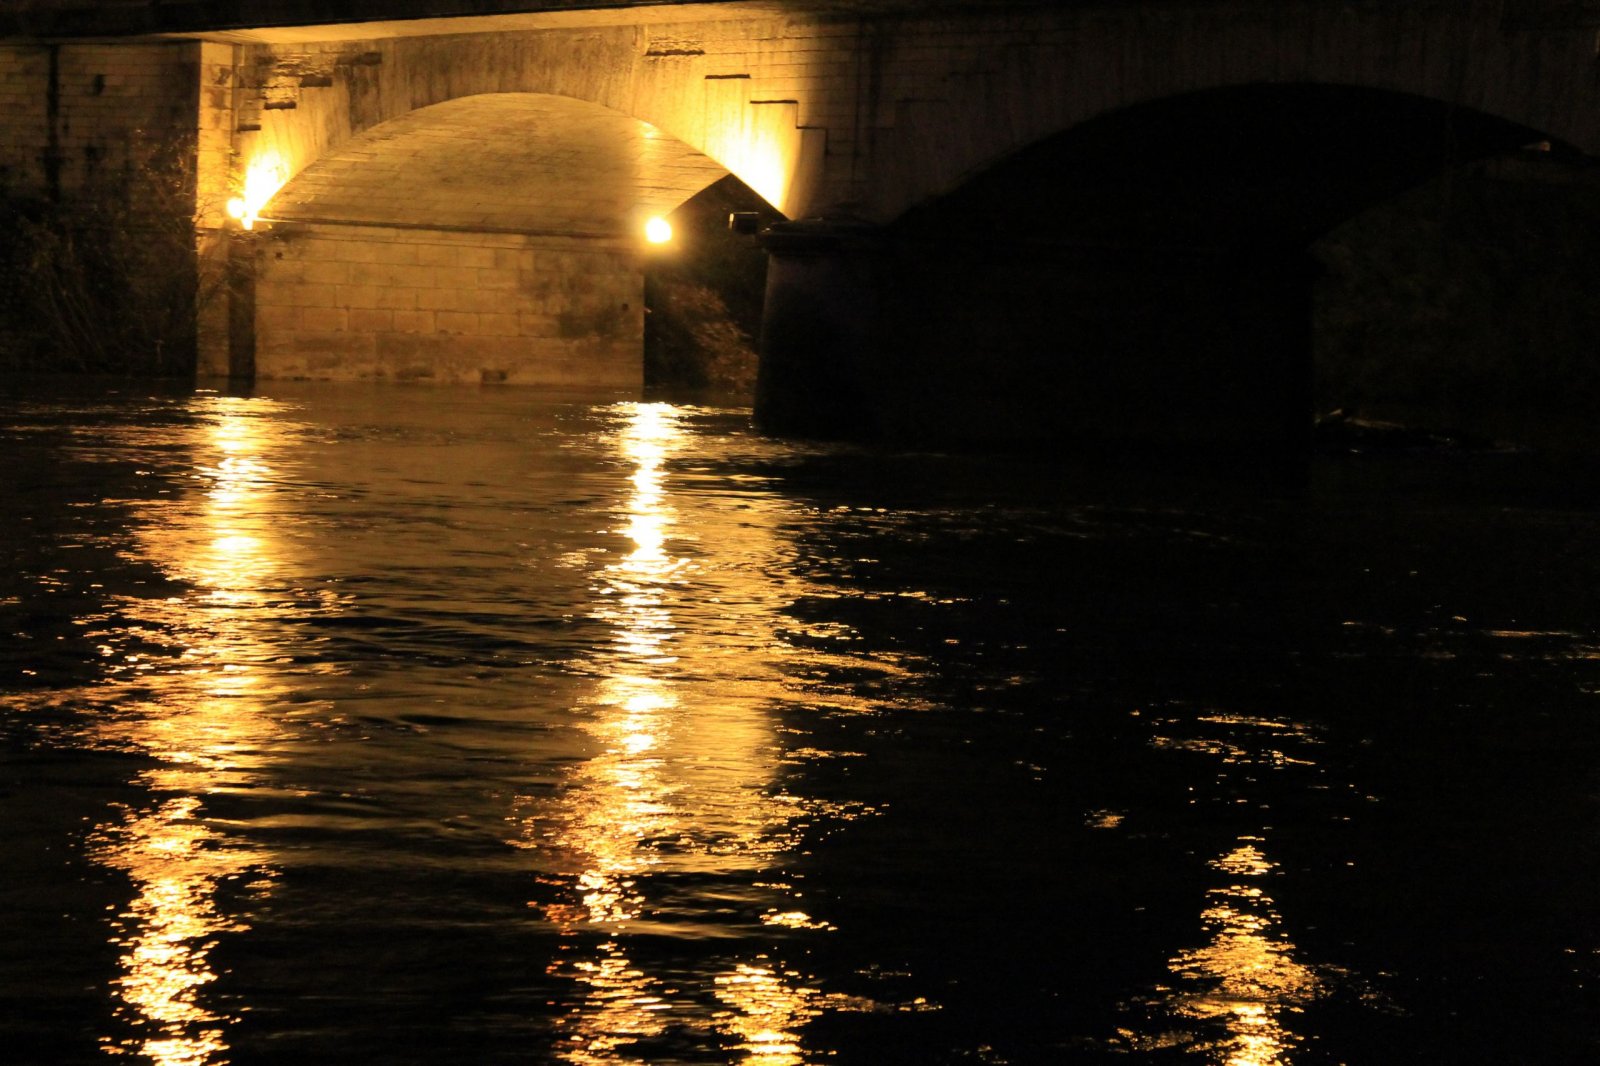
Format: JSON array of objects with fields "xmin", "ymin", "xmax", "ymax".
[
  {"xmin": 252, "ymin": 222, "xmax": 643, "ymax": 387},
  {"xmin": 0, "ymin": 41, "xmax": 210, "ymax": 200},
  {"xmin": 225, "ymin": 1, "xmax": 1600, "ymax": 230}
]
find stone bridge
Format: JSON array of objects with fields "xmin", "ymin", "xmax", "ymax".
[{"xmin": 2, "ymin": 0, "xmax": 1598, "ymax": 443}]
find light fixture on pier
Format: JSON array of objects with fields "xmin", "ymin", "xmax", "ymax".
[
  {"xmin": 644, "ymin": 216, "xmax": 673, "ymax": 244},
  {"xmin": 225, "ymin": 152, "xmax": 288, "ymax": 231}
]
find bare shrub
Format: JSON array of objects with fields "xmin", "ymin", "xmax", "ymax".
[{"xmin": 0, "ymin": 132, "xmax": 224, "ymax": 376}]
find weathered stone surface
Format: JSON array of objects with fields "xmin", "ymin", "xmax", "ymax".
[
  {"xmin": 266, "ymin": 92, "xmax": 726, "ymax": 235},
  {"xmin": 251, "ymin": 222, "xmax": 642, "ymax": 386},
  {"xmin": 8, "ymin": 4, "xmax": 1599, "ymax": 228},
  {"xmin": 210, "ymin": 0, "xmax": 1600, "ymax": 232}
]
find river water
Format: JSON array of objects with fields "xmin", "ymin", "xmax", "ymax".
[{"xmin": 1, "ymin": 380, "xmax": 1596, "ymax": 1065}]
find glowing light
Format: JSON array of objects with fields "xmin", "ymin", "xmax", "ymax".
[
  {"xmin": 736, "ymin": 151, "xmax": 789, "ymax": 216},
  {"xmin": 644, "ymin": 217, "xmax": 673, "ymax": 244},
  {"xmin": 226, "ymin": 152, "xmax": 288, "ymax": 231}
]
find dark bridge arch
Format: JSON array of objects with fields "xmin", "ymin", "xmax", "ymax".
[
  {"xmin": 761, "ymin": 84, "xmax": 1566, "ymax": 448},
  {"xmin": 895, "ymin": 84, "xmax": 1556, "ymax": 250}
]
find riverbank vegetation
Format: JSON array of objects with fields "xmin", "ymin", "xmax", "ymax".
[{"xmin": 0, "ymin": 135, "xmax": 216, "ymax": 377}]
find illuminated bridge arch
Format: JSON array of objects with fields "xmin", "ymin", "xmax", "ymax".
[
  {"xmin": 235, "ymin": 26, "xmax": 818, "ymax": 224},
  {"xmin": 245, "ymin": 92, "xmax": 729, "ymax": 386},
  {"xmin": 264, "ymin": 93, "xmax": 728, "ymax": 236}
]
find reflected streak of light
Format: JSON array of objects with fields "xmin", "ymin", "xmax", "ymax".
[
  {"xmin": 760, "ymin": 911, "xmax": 836, "ymax": 932},
  {"xmin": 714, "ymin": 962, "xmax": 822, "ymax": 1066},
  {"xmin": 551, "ymin": 942, "xmax": 670, "ymax": 1065},
  {"xmin": 561, "ymin": 405, "xmax": 689, "ymax": 929},
  {"xmin": 1128, "ymin": 715, "xmax": 1341, "ymax": 1062},
  {"xmin": 1163, "ymin": 839, "xmax": 1322, "ymax": 1066},
  {"xmin": 565, "ymin": 674, "xmax": 676, "ymax": 926},
  {"xmin": 190, "ymin": 403, "xmax": 278, "ymax": 601},
  {"xmin": 92, "ymin": 399, "xmax": 286, "ymax": 1065},
  {"xmin": 96, "ymin": 797, "xmax": 266, "ymax": 1066},
  {"xmin": 547, "ymin": 405, "xmax": 689, "ymax": 1062},
  {"xmin": 542, "ymin": 403, "xmax": 828, "ymax": 1064}
]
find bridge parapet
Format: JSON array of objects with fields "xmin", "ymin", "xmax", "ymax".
[
  {"xmin": 8, "ymin": 0, "xmax": 1600, "ymax": 42},
  {"xmin": 0, "ymin": 0, "xmax": 757, "ymax": 40}
]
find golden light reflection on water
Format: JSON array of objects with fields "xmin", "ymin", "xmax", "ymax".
[
  {"xmin": 95, "ymin": 797, "xmax": 267, "ymax": 1066},
  {"xmin": 714, "ymin": 961, "xmax": 825, "ymax": 1066},
  {"xmin": 553, "ymin": 940, "xmax": 672, "ymax": 1065},
  {"xmin": 534, "ymin": 402, "xmax": 832, "ymax": 1064},
  {"xmin": 89, "ymin": 398, "xmax": 289, "ymax": 1064},
  {"xmin": 1164, "ymin": 838, "xmax": 1323, "ymax": 1066},
  {"xmin": 1129, "ymin": 715, "xmax": 1337, "ymax": 1065},
  {"xmin": 557, "ymin": 404, "xmax": 686, "ymax": 935}
]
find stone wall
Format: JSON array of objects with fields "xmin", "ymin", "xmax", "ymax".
[
  {"xmin": 0, "ymin": 41, "xmax": 218, "ymax": 200},
  {"xmin": 251, "ymin": 222, "xmax": 642, "ymax": 386}
]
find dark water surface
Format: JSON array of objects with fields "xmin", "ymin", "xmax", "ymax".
[{"xmin": 2, "ymin": 381, "xmax": 1597, "ymax": 1065}]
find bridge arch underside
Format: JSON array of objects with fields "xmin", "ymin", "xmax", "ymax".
[
  {"xmin": 795, "ymin": 84, "xmax": 1554, "ymax": 448},
  {"xmin": 249, "ymin": 92, "xmax": 726, "ymax": 386}
]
